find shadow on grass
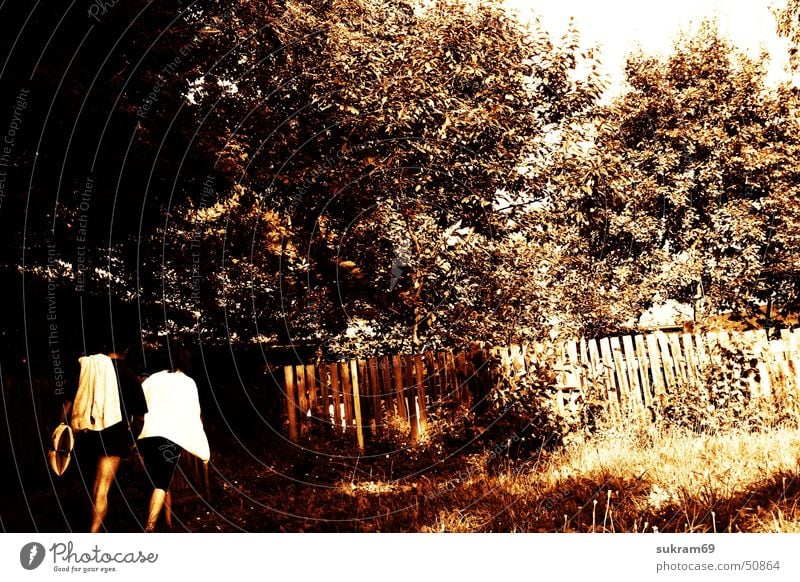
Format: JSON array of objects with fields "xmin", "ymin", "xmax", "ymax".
[
  {"xmin": 6, "ymin": 427, "xmax": 800, "ymax": 533},
  {"xmin": 191, "ymin": 435, "xmax": 800, "ymax": 533}
]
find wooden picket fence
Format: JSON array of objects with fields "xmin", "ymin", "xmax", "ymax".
[
  {"xmin": 281, "ymin": 328, "xmax": 800, "ymax": 449},
  {"xmin": 282, "ymin": 350, "xmax": 486, "ymax": 450}
]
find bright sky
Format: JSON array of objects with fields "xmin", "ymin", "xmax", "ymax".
[{"xmin": 506, "ymin": 0, "xmax": 795, "ymax": 96}]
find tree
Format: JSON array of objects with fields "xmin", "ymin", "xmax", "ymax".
[
  {"xmin": 775, "ymin": 0, "xmax": 800, "ymax": 72},
  {"xmin": 582, "ymin": 22, "xmax": 800, "ymax": 327},
  {"xmin": 175, "ymin": 0, "xmax": 606, "ymax": 355},
  {"xmin": 0, "ymin": 0, "xmax": 607, "ymax": 356}
]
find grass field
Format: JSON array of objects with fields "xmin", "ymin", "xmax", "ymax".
[
  {"xmin": 184, "ymin": 420, "xmax": 800, "ymax": 533},
  {"xmin": 5, "ymin": 416, "xmax": 799, "ymax": 533}
]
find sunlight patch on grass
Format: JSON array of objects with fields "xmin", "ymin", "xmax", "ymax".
[
  {"xmin": 553, "ymin": 426, "xmax": 800, "ymax": 500},
  {"xmin": 343, "ymin": 481, "xmax": 413, "ymax": 495},
  {"xmin": 491, "ymin": 425, "xmax": 800, "ymax": 532}
]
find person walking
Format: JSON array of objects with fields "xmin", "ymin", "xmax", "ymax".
[
  {"xmin": 137, "ymin": 346, "xmax": 210, "ymax": 532},
  {"xmin": 60, "ymin": 340, "xmax": 147, "ymax": 533}
]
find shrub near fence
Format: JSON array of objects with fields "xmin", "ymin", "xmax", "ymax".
[{"xmin": 280, "ymin": 328, "xmax": 800, "ymax": 449}]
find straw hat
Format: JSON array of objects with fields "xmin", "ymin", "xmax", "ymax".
[{"xmin": 48, "ymin": 423, "xmax": 74, "ymax": 477}]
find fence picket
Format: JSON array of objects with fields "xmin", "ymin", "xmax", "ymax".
[
  {"xmin": 770, "ymin": 340, "xmax": 792, "ymax": 399},
  {"xmin": 621, "ymin": 335, "xmax": 642, "ymax": 411},
  {"xmin": 752, "ymin": 335, "xmax": 773, "ymax": 399},
  {"xmin": 564, "ymin": 340, "xmax": 581, "ymax": 413},
  {"xmin": 404, "ymin": 354, "xmax": 419, "ymax": 442},
  {"xmin": 369, "ymin": 357, "xmax": 383, "ymax": 436},
  {"xmin": 645, "ymin": 333, "xmax": 666, "ymax": 406},
  {"xmin": 350, "ymin": 360, "xmax": 365, "ymax": 451},
  {"xmin": 598, "ymin": 338, "xmax": 620, "ymax": 418},
  {"xmin": 681, "ymin": 333, "xmax": 699, "ymax": 387},
  {"xmin": 425, "ymin": 352, "xmax": 438, "ymax": 404},
  {"xmin": 578, "ymin": 338, "xmax": 589, "ymax": 394},
  {"xmin": 284, "ymin": 366, "xmax": 299, "ymax": 442},
  {"xmin": 381, "ymin": 355, "xmax": 394, "ymax": 418},
  {"xmin": 329, "ymin": 363, "xmax": 343, "ymax": 436},
  {"xmin": 341, "ymin": 361, "xmax": 354, "ymax": 432},
  {"xmin": 609, "ymin": 337, "xmax": 631, "ymax": 413},
  {"xmin": 318, "ymin": 363, "xmax": 331, "ymax": 429},
  {"xmin": 693, "ymin": 334, "xmax": 710, "ymax": 375},
  {"xmin": 455, "ymin": 351, "xmax": 468, "ymax": 404},
  {"xmin": 587, "ymin": 339, "xmax": 605, "ymax": 408},
  {"xmin": 445, "ymin": 352, "xmax": 458, "ymax": 404},
  {"xmin": 393, "ymin": 354, "xmax": 408, "ymax": 420},
  {"xmin": 790, "ymin": 329, "xmax": 800, "ymax": 355},
  {"xmin": 296, "ymin": 365, "xmax": 308, "ymax": 425},
  {"xmin": 438, "ymin": 352, "xmax": 448, "ymax": 401},
  {"xmin": 656, "ymin": 332, "xmax": 677, "ymax": 395},
  {"xmin": 667, "ymin": 333, "xmax": 688, "ymax": 386},
  {"xmin": 414, "ymin": 354, "xmax": 428, "ymax": 435},
  {"xmin": 554, "ymin": 343, "xmax": 567, "ymax": 414},
  {"xmin": 304, "ymin": 364, "xmax": 318, "ymax": 419},
  {"xmin": 634, "ymin": 334, "xmax": 652, "ymax": 409},
  {"xmin": 356, "ymin": 360, "xmax": 374, "ymax": 437}
]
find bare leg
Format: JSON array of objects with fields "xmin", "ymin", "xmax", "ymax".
[
  {"xmin": 164, "ymin": 490, "xmax": 173, "ymax": 529},
  {"xmin": 90, "ymin": 455, "xmax": 121, "ymax": 533},
  {"xmin": 145, "ymin": 488, "xmax": 167, "ymax": 532}
]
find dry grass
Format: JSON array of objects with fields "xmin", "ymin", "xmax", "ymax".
[
  {"xmin": 488, "ymin": 424, "xmax": 800, "ymax": 533},
  {"xmin": 190, "ymin": 422, "xmax": 800, "ymax": 533},
  {"xmin": 171, "ymin": 329, "xmax": 800, "ymax": 532}
]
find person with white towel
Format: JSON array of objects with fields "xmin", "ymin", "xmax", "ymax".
[
  {"xmin": 61, "ymin": 341, "xmax": 147, "ymax": 533},
  {"xmin": 137, "ymin": 345, "xmax": 210, "ymax": 532}
]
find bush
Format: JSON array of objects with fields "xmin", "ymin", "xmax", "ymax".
[
  {"xmin": 656, "ymin": 337, "xmax": 800, "ymax": 433},
  {"xmin": 478, "ymin": 349, "xmax": 610, "ymax": 455}
]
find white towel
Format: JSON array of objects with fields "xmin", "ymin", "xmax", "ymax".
[
  {"xmin": 71, "ymin": 354, "xmax": 123, "ymax": 432},
  {"xmin": 138, "ymin": 371, "xmax": 210, "ymax": 461}
]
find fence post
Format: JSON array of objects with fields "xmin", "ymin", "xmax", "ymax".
[
  {"xmin": 283, "ymin": 366, "xmax": 299, "ymax": 442},
  {"xmin": 350, "ymin": 360, "xmax": 365, "ymax": 452},
  {"xmin": 341, "ymin": 361, "xmax": 355, "ymax": 436},
  {"xmin": 414, "ymin": 354, "xmax": 428, "ymax": 436},
  {"xmin": 403, "ymin": 354, "xmax": 418, "ymax": 443}
]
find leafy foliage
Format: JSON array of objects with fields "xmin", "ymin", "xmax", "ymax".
[
  {"xmin": 775, "ymin": 0, "xmax": 800, "ymax": 72},
  {"xmin": 482, "ymin": 350, "xmax": 608, "ymax": 452},
  {"xmin": 584, "ymin": 22, "xmax": 800, "ymax": 328},
  {"xmin": 130, "ymin": 0, "xmax": 607, "ymax": 353},
  {"xmin": 4, "ymin": 2, "xmax": 799, "ymax": 366}
]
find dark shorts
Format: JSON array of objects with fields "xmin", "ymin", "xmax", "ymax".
[
  {"xmin": 138, "ymin": 437, "xmax": 182, "ymax": 490},
  {"xmin": 74, "ymin": 422, "xmax": 134, "ymax": 460}
]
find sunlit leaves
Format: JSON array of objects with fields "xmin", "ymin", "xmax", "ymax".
[{"xmin": 774, "ymin": 0, "xmax": 800, "ymax": 72}]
